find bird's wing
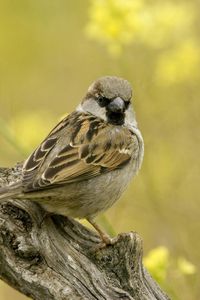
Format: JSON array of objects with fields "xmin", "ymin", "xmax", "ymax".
[{"xmin": 22, "ymin": 111, "xmax": 139, "ymax": 192}]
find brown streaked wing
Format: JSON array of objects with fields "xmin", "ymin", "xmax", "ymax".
[
  {"xmin": 22, "ymin": 111, "xmax": 80, "ymax": 191},
  {"xmin": 22, "ymin": 136, "xmax": 58, "ymax": 189},
  {"xmin": 39, "ymin": 124, "xmax": 136, "ymax": 185},
  {"xmin": 22, "ymin": 112, "xmax": 137, "ymax": 191}
]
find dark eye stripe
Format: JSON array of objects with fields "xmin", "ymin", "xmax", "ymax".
[
  {"xmin": 97, "ymin": 96, "xmax": 110, "ymax": 107},
  {"xmin": 124, "ymin": 101, "xmax": 130, "ymax": 109}
]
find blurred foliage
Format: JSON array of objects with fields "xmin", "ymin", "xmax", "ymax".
[
  {"xmin": 177, "ymin": 257, "xmax": 197, "ymax": 275},
  {"xmin": 144, "ymin": 246, "xmax": 196, "ymax": 294},
  {"xmin": 144, "ymin": 246, "xmax": 170, "ymax": 284},
  {"xmin": 86, "ymin": 0, "xmax": 197, "ymax": 55},
  {"xmin": 156, "ymin": 40, "xmax": 200, "ymax": 85},
  {"xmin": 86, "ymin": 0, "xmax": 200, "ymax": 85},
  {"xmin": 0, "ymin": 116, "xmax": 26, "ymax": 156},
  {"xmin": 9, "ymin": 111, "xmax": 55, "ymax": 153},
  {"xmin": 0, "ymin": 0, "xmax": 200, "ymax": 299}
]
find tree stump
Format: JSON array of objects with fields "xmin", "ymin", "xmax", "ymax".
[{"xmin": 0, "ymin": 165, "xmax": 170, "ymax": 300}]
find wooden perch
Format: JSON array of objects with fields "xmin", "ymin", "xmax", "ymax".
[{"xmin": 0, "ymin": 165, "xmax": 170, "ymax": 300}]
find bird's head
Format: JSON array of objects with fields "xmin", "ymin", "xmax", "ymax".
[{"xmin": 77, "ymin": 76, "xmax": 137, "ymax": 127}]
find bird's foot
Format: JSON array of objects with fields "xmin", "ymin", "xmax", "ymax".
[{"xmin": 87, "ymin": 217, "xmax": 118, "ymax": 249}]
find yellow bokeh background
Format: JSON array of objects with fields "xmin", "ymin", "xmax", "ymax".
[{"xmin": 0, "ymin": 0, "xmax": 199, "ymax": 299}]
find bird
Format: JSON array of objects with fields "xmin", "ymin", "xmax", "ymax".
[{"xmin": 0, "ymin": 76, "xmax": 144, "ymax": 245}]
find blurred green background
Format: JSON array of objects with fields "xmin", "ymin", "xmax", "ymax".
[{"xmin": 0, "ymin": 0, "xmax": 199, "ymax": 299}]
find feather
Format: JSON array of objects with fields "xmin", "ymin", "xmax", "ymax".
[{"xmin": 22, "ymin": 111, "xmax": 139, "ymax": 192}]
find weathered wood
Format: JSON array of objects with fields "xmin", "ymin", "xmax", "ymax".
[{"xmin": 0, "ymin": 165, "xmax": 170, "ymax": 300}]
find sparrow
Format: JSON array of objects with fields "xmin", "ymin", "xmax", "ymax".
[{"xmin": 0, "ymin": 76, "xmax": 144, "ymax": 245}]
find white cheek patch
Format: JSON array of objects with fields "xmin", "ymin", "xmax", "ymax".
[
  {"xmin": 76, "ymin": 99, "xmax": 107, "ymax": 122},
  {"xmin": 124, "ymin": 106, "xmax": 137, "ymax": 128}
]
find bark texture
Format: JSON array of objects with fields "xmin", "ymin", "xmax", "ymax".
[{"xmin": 0, "ymin": 165, "xmax": 170, "ymax": 300}]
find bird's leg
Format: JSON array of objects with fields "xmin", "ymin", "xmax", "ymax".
[{"xmin": 87, "ymin": 217, "xmax": 115, "ymax": 245}]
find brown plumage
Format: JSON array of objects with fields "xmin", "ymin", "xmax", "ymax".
[
  {"xmin": 0, "ymin": 76, "xmax": 144, "ymax": 245},
  {"xmin": 23, "ymin": 112, "xmax": 136, "ymax": 190}
]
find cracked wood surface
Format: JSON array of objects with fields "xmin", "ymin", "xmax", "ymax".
[{"xmin": 0, "ymin": 165, "xmax": 170, "ymax": 300}]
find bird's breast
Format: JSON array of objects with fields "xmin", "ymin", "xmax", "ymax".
[{"xmin": 41, "ymin": 156, "xmax": 139, "ymax": 219}]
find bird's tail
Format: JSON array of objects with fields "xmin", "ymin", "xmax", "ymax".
[{"xmin": 0, "ymin": 183, "xmax": 22, "ymax": 201}]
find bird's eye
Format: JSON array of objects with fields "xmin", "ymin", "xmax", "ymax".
[
  {"xmin": 97, "ymin": 96, "xmax": 109, "ymax": 107},
  {"xmin": 124, "ymin": 101, "xmax": 130, "ymax": 109}
]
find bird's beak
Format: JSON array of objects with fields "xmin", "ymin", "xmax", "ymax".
[{"xmin": 107, "ymin": 97, "xmax": 125, "ymax": 113}]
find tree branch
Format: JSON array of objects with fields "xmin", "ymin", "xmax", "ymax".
[{"xmin": 0, "ymin": 165, "xmax": 170, "ymax": 300}]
